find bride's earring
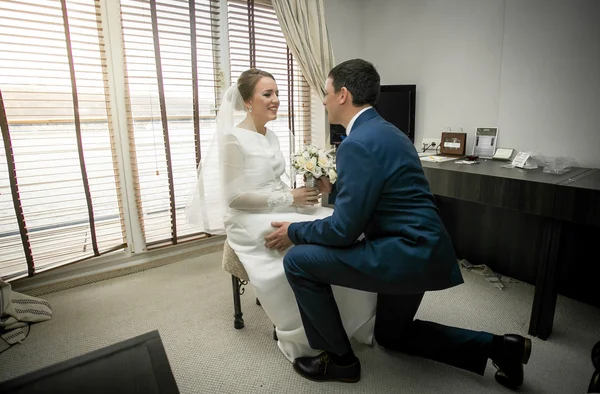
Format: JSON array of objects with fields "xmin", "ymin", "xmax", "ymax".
[{"xmin": 248, "ymin": 106, "xmax": 253, "ymax": 113}]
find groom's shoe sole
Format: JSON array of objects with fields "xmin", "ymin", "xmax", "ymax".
[{"xmin": 293, "ymin": 375, "xmax": 360, "ymax": 383}]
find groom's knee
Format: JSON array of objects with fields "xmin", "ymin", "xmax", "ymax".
[
  {"xmin": 283, "ymin": 245, "xmax": 319, "ymax": 283},
  {"xmin": 284, "ymin": 244, "xmax": 334, "ymax": 282},
  {"xmin": 283, "ymin": 245, "xmax": 303, "ymax": 278}
]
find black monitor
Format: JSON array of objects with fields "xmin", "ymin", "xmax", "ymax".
[
  {"xmin": 329, "ymin": 123, "xmax": 346, "ymax": 145},
  {"xmin": 375, "ymin": 85, "xmax": 416, "ymax": 142},
  {"xmin": 329, "ymin": 84, "xmax": 416, "ymax": 145}
]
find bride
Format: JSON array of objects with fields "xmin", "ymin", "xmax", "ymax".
[{"xmin": 187, "ymin": 68, "xmax": 377, "ymax": 362}]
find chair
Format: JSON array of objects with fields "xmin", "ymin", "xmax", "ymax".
[
  {"xmin": 221, "ymin": 241, "xmax": 249, "ymax": 329},
  {"xmin": 221, "ymin": 241, "xmax": 277, "ymax": 340}
]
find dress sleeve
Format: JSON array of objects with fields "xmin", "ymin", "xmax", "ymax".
[{"xmin": 222, "ymin": 134, "xmax": 294, "ymax": 210}]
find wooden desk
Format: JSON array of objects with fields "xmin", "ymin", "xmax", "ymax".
[{"xmin": 421, "ymin": 160, "xmax": 600, "ymax": 339}]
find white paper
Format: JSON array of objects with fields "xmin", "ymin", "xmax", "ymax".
[
  {"xmin": 420, "ymin": 155, "xmax": 459, "ymax": 163},
  {"xmin": 444, "ymin": 142, "xmax": 461, "ymax": 149},
  {"xmin": 511, "ymin": 152, "xmax": 530, "ymax": 168},
  {"xmin": 455, "ymin": 160, "xmax": 478, "ymax": 165}
]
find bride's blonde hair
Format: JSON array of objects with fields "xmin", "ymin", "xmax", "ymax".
[{"xmin": 236, "ymin": 69, "xmax": 276, "ymax": 110}]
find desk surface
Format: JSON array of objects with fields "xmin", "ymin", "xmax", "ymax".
[
  {"xmin": 421, "ymin": 158, "xmax": 599, "ymax": 222},
  {"xmin": 559, "ymin": 169, "xmax": 600, "ymax": 191},
  {"xmin": 421, "ymin": 159, "xmax": 590, "ymax": 185}
]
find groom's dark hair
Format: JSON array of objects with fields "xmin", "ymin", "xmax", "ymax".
[{"xmin": 328, "ymin": 59, "xmax": 380, "ymax": 106}]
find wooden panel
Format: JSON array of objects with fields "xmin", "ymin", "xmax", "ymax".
[
  {"xmin": 423, "ymin": 161, "xmax": 594, "ymax": 219},
  {"xmin": 554, "ymin": 170, "xmax": 600, "ymax": 226},
  {"xmin": 424, "ymin": 166, "xmax": 557, "ymax": 217},
  {"xmin": 556, "ymin": 221, "xmax": 600, "ymax": 307},
  {"xmin": 436, "ymin": 196, "xmax": 542, "ymax": 284},
  {"xmin": 423, "ymin": 168, "xmax": 481, "ymax": 203}
]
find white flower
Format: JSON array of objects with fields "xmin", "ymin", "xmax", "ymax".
[
  {"xmin": 303, "ymin": 157, "xmax": 317, "ymax": 173},
  {"xmin": 293, "ymin": 144, "xmax": 336, "ymax": 179},
  {"xmin": 295, "ymin": 155, "xmax": 306, "ymax": 167},
  {"xmin": 317, "ymin": 154, "xmax": 330, "ymax": 168},
  {"xmin": 328, "ymin": 168, "xmax": 337, "ymax": 184},
  {"xmin": 312, "ymin": 166, "xmax": 323, "ymax": 178}
]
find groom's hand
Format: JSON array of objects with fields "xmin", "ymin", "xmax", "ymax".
[
  {"xmin": 317, "ymin": 176, "xmax": 333, "ymax": 193},
  {"xmin": 265, "ymin": 222, "xmax": 293, "ymax": 252}
]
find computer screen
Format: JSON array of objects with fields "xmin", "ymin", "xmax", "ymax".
[
  {"xmin": 329, "ymin": 85, "xmax": 416, "ymax": 145},
  {"xmin": 375, "ymin": 85, "xmax": 416, "ymax": 142}
]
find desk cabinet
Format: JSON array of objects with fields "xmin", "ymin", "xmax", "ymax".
[{"xmin": 422, "ymin": 161, "xmax": 600, "ymax": 339}]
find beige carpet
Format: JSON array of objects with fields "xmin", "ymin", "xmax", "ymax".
[{"xmin": 0, "ymin": 249, "xmax": 598, "ymax": 393}]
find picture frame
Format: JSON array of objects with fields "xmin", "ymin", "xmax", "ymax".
[{"xmin": 440, "ymin": 132, "xmax": 467, "ymax": 156}]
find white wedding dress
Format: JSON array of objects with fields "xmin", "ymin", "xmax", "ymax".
[{"xmin": 223, "ymin": 127, "xmax": 377, "ymax": 362}]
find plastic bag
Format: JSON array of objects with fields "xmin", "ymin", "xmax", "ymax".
[{"xmin": 540, "ymin": 156, "xmax": 578, "ymax": 175}]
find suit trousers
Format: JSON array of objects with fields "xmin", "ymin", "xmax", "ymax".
[{"xmin": 283, "ymin": 244, "xmax": 494, "ymax": 375}]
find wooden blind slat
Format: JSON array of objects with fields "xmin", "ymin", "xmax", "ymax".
[
  {"xmin": 0, "ymin": 0, "xmax": 126, "ymax": 279},
  {"xmin": 227, "ymin": 0, "xmax": 311, "ymax": 190},
  {"xmin": 121, "ymin": 0, "xmax": 220, "ymax": 245}
]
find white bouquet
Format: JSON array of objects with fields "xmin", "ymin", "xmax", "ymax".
[{"xmin": 292, "ymin": 144, "xmax": 337, "ymax": 187}]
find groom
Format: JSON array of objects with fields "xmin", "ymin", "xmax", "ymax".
[{"xmin": 265, "ymin": 59, "xmax": 532, "ymax": 389}]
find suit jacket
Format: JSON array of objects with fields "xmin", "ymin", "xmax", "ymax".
[{"xmin": 288, "ymin": 108, "xmax": 463, "ymax": 292}]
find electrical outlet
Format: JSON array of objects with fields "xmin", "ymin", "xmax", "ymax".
[{"xmin": 421, "ymin": 138, "xmax": 441, "ymax": 152}]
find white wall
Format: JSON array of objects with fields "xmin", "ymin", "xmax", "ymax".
[
  {"xmin": 363, "ymin": 0, "xmax": 505, "ymax": 156},
  {"xmin": 326, "ymin": 0, "xmax": 600, "ymax": 168},
  {"xmin": 324, "ymin": 0, "xmax": 364, "ymax": 63},
  {"xmin": 315, "ymin": 0, "xmax": 365, "ymax": 148},
  {"xmin": 497, "ymin": 0, "xmax": 600, "ymax": 168}
]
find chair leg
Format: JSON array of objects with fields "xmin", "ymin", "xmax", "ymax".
[{"xmin": 232, "ymin": 275, "xmax": 244, "ymax": 329}]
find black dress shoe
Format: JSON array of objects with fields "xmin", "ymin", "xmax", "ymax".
[
  {"xmin": 492, "ymin": 334, "xmax": 532, "ymax": 389},
  {"xmin": 293, "ymin": 352, "xmax": 361, "ymax": 383}
]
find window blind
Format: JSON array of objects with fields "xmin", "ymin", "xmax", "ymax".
[
  {"xmin": 227, "ymin": 0, "xmax": 311, "ymax": 187},
  {"xmin": 120, "ymin": 0, "xmax": 221, "ymax": 246},
  {"xmin": 0, "ymin": 0, "xmax": 125, "ymax": 279}
]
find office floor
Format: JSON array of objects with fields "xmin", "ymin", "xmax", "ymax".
[{"xmin": 1, "ymin": 248, "xmax": 598, "ymax": 393}]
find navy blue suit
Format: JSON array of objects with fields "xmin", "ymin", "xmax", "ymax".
[{"xmin": 284, "ymin": 108, "xmax": 493, "ymax": 375}]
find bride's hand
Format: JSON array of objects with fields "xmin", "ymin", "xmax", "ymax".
[{"xmin": 291, "ymin": 187, "xmax": 321, "ymax": 206}]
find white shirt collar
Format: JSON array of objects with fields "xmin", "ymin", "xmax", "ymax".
[{"xmin": 345, "ymin": 106, "xmax": 372, "ymax": 135}]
